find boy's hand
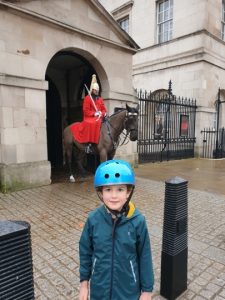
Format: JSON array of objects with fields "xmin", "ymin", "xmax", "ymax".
[
  {"xmin": 79, "ymin": 281, "xmax": 89, "ymax": 300},
  {"xmin": 139, "ymin": 292, "xmax": 152, "ymax": 300}
]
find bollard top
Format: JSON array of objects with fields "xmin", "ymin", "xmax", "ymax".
[
  {"xmin": 165, "ymin": 176, "xmax": 188, "ymax": 185},
  {"xmin": 0, "ymin": 220, "xmax": 30, "ymax": 237}
]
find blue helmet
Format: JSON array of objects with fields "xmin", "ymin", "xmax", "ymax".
[{"xmin": 94, "ymin": 160, "xmax": 135, "ymax": 188}]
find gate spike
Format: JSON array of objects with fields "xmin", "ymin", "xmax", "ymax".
[{"xmin": 168, "ymin": 80, "xmax": 172, "ymax": 98}]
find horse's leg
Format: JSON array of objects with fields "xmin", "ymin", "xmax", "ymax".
[
  {"xmin": 99, "ymin": 149, "xmax": 108, "ymax": 162},
  {"xmin": 107, "ymin": 150, "xmax": 116, "ymax": 160},
  {"xmin": 65, "ymin": 142, "xmax": 75, "ymax": 182},
  {"xmin": 63, "ymin": 127, "xmax": 76, "ymax": 182},
  {"xmin": 76, "ymin": 151, "xmax": 87, "ymax": 179}
]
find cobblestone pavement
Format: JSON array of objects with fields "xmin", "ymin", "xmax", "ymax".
[{"xmin": 0, "ymin": 161, "xmax": 225, "ymax": 299}]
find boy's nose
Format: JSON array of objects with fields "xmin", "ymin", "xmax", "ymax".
[{"xmin": 111, "ymin": 190, "xmax": 118, "ymax": 197}]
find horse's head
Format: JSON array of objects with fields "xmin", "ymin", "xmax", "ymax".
[{"xmin": 124, "ymin": 103, "xmax": 139, "ymax": 141}]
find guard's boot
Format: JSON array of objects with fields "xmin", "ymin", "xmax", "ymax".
[{"xmin": 85, "ymin": 143, "xmax": 92, "ymax": 154}]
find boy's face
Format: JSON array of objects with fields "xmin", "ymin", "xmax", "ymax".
[{"xmin": 101, "ymin": 184, "xmax": 131, "ymax": 212}]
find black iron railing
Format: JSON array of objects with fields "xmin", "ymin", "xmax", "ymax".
[
  {"xmin": 201, "ymin": 127, "xmax": 225, "ymax": 158},
  {"xmin": 137, "ymin": 82, "xmax": 197, "ymax": 163}
]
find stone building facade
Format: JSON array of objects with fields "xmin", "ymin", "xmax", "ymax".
[
  {"xmin": 0, "ymin": 0, "xmax": 138, "ymax": 192},
  {"xmin": 100, "ymin": 0, "xmax": 225, "ymax": 155}
]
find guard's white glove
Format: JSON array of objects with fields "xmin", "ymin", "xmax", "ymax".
[{"xmin": 94, "ymin": 111, "xmax": 102, "ymax": 117}]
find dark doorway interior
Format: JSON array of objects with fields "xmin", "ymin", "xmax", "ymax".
[{"xmin": 46, "ymin": 77, "xmax": 63, "ymax": 168}]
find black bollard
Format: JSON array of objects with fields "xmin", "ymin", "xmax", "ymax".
[
  {"xmin": 0, "ymin": 220, "xmax": 35, "ymax": 300},
  {"xmin": 160, "ymin": 176, "xmax": 188, "ymax": 300}
]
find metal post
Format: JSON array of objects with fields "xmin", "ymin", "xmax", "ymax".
[
  {"xmin": 215, "ymin": 88, "xmax": 225, "ymax": 158},
  {"xmin": 166, "ymin": 80, "xmax": 172, "ymax": 161},
  {"xmin": 160, "ymin": 176, "xmax": 188, "ymax": 300},
  {"xmin": 215, "ymin": 88, "xmax": 221, "ymax": 158},
  {"xmin": 0, "ymin": 221, "xmax": 35, "ymax": 299}
]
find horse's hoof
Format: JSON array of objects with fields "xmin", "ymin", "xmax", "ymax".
[{"xmin": 69, "ymin": 175, "xmax": 75, "ymax": 182}]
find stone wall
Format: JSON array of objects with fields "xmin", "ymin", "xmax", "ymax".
[
  {"xmin": 0, "ymin": 0, "xmax": 137, "ymax": 191},
  {"xmin": 100, "ymin": 0, "xmax": 225, "ymax": 156}
]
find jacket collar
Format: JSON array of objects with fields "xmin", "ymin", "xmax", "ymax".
[
  {"xmin": 100, "ymin": 201, "xmax": 139, "ymax": 222},
  {"xmin": 126, "ymin": 201, "xmax": 135, "ymax": 218}
]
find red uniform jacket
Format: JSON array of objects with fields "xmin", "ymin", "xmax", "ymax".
[{"xmin": 70, "ymin": 95, "xmax": 107, "ymax": 144}]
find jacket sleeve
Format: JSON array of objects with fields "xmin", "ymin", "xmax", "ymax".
[
  {"xmin": 79, "ymin": 218, "xmax": 93, "ymax": 282},
  {"xmin": 137, "ymin": 216, "xmax": 154, "ymax": 292},
  {"xmin": 83, "ymin": 96, "xmax": 95, "ymax": 117},
  {"xmin": 98, "ymin": 98, "xmax": 107, "ymax": 115}
]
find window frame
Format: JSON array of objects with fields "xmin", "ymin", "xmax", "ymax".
[
  {"xmin": 117, "ymin": 16, "xmax": 129, "ymax": 33},
  {"xmin": 111, "ymin": 1, "xmax": 133, "ymax": 35},
  {"xmin": 157, "ymin": 0, "xmax": 173, "ymax": 44},
  {"xmin": 222, "ymin": 0, "xmax": 225, "ymax": 40}
]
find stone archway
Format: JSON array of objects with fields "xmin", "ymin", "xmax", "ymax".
[{"xmin": 45, "ymin": 50, "xmax": 105, "ymax": 178}]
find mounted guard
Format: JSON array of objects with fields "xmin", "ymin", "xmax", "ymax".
[
  {"xmin": 63, "ymin": 74, "xmax": 139, "ymax": 182},
  {"xmin": 70, "ymin": 74, "xmax": 107, "ymax": 153}
]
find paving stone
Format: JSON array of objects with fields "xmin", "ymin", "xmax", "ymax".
[
  {"xmin": 213, "ymin": 296, "xmax": 225, "ymax": 300},
  {"xmin": 199, "ymin": 288, "xmax": 218, "ymax": 299},
  {"xmin": 218, "ymin": 289, "xmax": 225, "ymax": 297},
  {"xmin": 0, "ymin": 168, "xmax": 225, "ymax": 299}
]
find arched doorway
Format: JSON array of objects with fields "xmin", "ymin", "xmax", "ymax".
[{"xmin": 45, "ymin": 50, "xmax": 101, "ymax": 180}]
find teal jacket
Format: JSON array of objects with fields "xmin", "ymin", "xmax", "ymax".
[{"xmin": 79, "ymin": 202, "xmax": 154, "ymax": 300}]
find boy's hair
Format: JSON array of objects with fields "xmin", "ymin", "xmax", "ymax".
[{"xmin": 96, "ymin": 184, "xmax": 133, "ymax": 193}]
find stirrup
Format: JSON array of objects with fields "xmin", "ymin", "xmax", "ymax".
[{"xmin": 85, "ymin": 143, "xmax": 92, "ymax": 154}]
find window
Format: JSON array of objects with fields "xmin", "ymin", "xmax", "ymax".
[
  {"xmin": 112, "ymin": 1, "xmax": 133, "ymax": 34},
  {"xmin": 118, "ymin": 16, "xmax": 129, "ymax": 33},
  {"xmin": 222, "ymin": 1, "xmax": 225, "ymax": 40},
  {"xmin": 157, "ymin": 0, "xmax": 173, "ymax": 43}
]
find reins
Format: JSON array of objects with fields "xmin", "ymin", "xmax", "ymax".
[
  {"xmin": 104, "ymin": 110, "xmax": 137, "ymax": 149},
  {"xmin": 105, "ymin": 119, "xmax": 118, "ymax": 149}
]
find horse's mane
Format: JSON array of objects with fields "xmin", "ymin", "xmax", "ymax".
[{"xmin": 109, "ymin": 108, "xmax": 126, "ymax": 118}]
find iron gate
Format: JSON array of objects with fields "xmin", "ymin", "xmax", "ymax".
[
  {"xmin": 137, "ymin": 83, "xmax": 197, "ymax": 163},
  {"xmin": 201, "ymin": 127, "xmax": 225, "ymax": 158},
  {"xmin": 201, "ymin": 88, "xmax": 225, "ymax": 158}
]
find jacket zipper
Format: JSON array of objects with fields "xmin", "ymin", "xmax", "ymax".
[
  {"xmin": 92, "ymin": 258, "xmax": 97, "ymax": 275},
  {"xmin": 109, "ymin": 217, "xmax": 119, "ymax": 300},
  {"xmin": 130, "ymin": 260, "xmax": 137, "ymax": 283}
]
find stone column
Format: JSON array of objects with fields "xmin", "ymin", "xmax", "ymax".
[{"xmin": 0, "ymin": 75, "xmax": 51, "ymax": 192}]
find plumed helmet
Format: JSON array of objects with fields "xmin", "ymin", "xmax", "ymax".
[
  {"xmin": 90, "ymin": 74, "xmax": 99, "ymax": 91},
  {"xmin": 94, "ymin": 160, "xmax": 135, "ymax": 188},
  {"xmin": 92, "ymin": 82, "xmax": 99, "ymax": 91}
]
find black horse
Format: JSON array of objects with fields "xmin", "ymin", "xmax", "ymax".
[{"xmin": 63, "ymin": 103, "xmax": 139, "ymax": 182}]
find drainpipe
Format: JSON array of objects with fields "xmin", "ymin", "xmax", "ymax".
[{"xmin": 215, "ymin": 88, "xmax": 225, "ymax": 158}]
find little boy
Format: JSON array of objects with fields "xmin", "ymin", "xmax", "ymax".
[{"xmin": 79, "ymin": 160, "xmax": 154, "ymax": 300}]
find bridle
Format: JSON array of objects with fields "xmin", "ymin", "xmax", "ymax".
[{"xmin": 105, "ymin": 110, "xmax": 138, "ymax": 149}]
